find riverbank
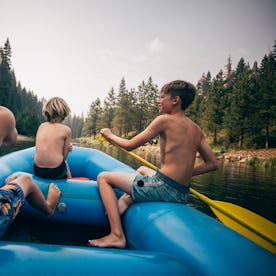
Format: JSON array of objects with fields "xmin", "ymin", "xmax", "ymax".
[
  {"xmin": 77, "ymin": 137, "xmax": 276, "ymax": 158},
  {"xmin": 135, "ymin": 144, "xmax": 276, "ymax": 160},
  {"xmin": 218, "ymin": 148, "xmax": 276, "ymax": 162},
  {"xmin": 76, "ymin": 137, "xmax": 276, "ymax": 167},
  {"xmin": 1, "ymin": 136, "xmax": 275, "ymax": 168},
  {"xmin": 137, "ymin": 145, "xmax": 276, "ymax": 167}
]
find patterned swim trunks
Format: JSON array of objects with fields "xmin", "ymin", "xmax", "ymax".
[
  {"xmin": 131, "ymin": 170, "xmax": 190, "ymax": 204},
  {"xmin": 0, "ymin": 183, "xmax": 25, "ymax": 226}
]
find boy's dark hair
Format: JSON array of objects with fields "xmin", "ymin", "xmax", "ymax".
[{"xmin": 161, "ymin": 80, "xmax": 196, "ymax": 110}]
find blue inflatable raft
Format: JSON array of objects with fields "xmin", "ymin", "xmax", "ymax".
[{"xmin": 0, "ymin": 147, "xmax": 275, "ymax": 275}]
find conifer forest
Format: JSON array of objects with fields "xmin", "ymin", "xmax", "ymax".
[{"xmin": 1, "ymin": 38, "xmax": 275, "ymax": 149}]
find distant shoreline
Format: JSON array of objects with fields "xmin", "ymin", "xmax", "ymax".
[
  {"xmin": 18, "ymin": 135, "xmax": 35, "ymax": 142},
  {"xmin": 10, "ymin": 136, "xmax": 276, "ymax": 163},
  {"xmin": 136, "ymin": 145, "xmax": 276, "ymax": 162},
  {"xmin": 76, "ymin": 137, "xmax": 276, "ymax": 162}
]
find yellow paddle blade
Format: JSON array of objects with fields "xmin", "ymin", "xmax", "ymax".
[
  {"xmin": 190, "ymin": 188, "xmax": 276, "ymax": 254},
  {"xmin": 211, "ymin": 201, "xmax": 276, "ymax": 254}
]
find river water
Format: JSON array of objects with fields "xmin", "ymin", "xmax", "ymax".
[
  {"xmin": 92, "ymin": 143, "xmax": 276, "ymax": 223},
  {"xmin": 2, "ymin": 143, "xmax": 276, "ymax": 246}
]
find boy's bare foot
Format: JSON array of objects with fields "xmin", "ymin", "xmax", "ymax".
[
  {"xmin": 118, "ymin": 193, "xmax": 133, "ymax": 215},
  {"xmin": 5, "ymin": 174, "xmax": 17, "ymax": 184},
  {"xmin": 88, "ymin": 233, "xmax": 126, "ymax": 248},
  {"xmin": 46, "ymin": 183, "xmax": 61, "ymax": 216}
]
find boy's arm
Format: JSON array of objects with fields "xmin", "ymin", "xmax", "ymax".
[
  {"xmin": 192, "ymin": 138, "xmax": 218, "ymax": 176},
  {"xmin": 101, "ymin": 116, "xmax": 164, "ymax": 151},
  {"xmin": 63, "ymin": 127, "xmax": 72, "ymax": 159},
  {"xmin": 3, "ymin": 128, "xmax": 18, "ymax": 147},
  {"xmin": 1, "ymin": 110, "xmax": 18, "ymax": 147}
]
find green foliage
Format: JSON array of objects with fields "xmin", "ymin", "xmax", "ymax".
[
  {"xmin": 82, "ymin": 43, "xmax": 276, "ymax": 150},
  {"xmin": 0, "ymin": 38, "xmax": 84, "ymax": 138},
  {"xmin": 83, "ymin": 77, "xmax": 159, "ymax": 138},
  {"xmin": 64, "ymin": 114, "xmax": 84, "ymax": 139},
  {"xmin": 16, "ymin": 109, "xmax": 40, "ymax": 135},
  {"xmin": 248, "ymin": 157, "xmax": 276, "ymax": 169}
]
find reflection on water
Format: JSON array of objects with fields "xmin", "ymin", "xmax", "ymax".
[
  {"xmin": 191, "ymin": 163, "xmax": 276, "ymax": 223},
  {"xmin": 2, "ymin": 143, "xmax": 275, "ymax": 246},
  {"xmin": 91, "ymin": 143, "xmax": 276, "ymax": 223}
]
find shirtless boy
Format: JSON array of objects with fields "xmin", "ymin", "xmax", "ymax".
[
  {"xmin": 33, "ymin": 97, "xmax": 72, "ymax": 179},
  {"xmin": 0, "ymin": 174, "xmax": 61, "ymax": 229},
  {"xmin": 0, "ymin": 107, "xmax": 60, "ymax": 229},
  {"xmin": 88, "ymin": 80, "xmax": 218, "ymax": 248},
  {"xmin": 0, "ymin": 106, "xmax": 18, "ymax": 147}
]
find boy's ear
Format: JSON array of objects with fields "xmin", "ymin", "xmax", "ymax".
[{"xmin": 173, "ymin": 95, "xmax": 181, "ymax": 105}]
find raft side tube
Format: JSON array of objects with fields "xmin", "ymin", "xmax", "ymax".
[
  {"xmin": 0, "ymin": 241, "xmax": 192, "ymax": 276},
  {"xmin": 0, "ymin": 146, "xmax": 135, "ymax": 184},
  {"xmin": 123, "ymin": 202, "xmax": 276, "ymax": 276}
]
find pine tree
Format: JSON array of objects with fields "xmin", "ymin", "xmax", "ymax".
[
  {"xmin": 258, "ymin": 53, "xmax": 276, "ymax": 148},
  {"xmin": 224, "ymin": 58, "xmax": 254, "ymax": 148},
  {"xmin": 224, "ymin": 55, "xmax": 232, "ymax": 88},
  {"xmin": 100, "ymin": 87, "xmax": 116, "ymax": 129},
  {"xmin": 0, "ymin": 39, "xmax": 13, "ymax": 107},
  {"xmin": 82, "ymin": 98, "xmax": 102, "ymax": 138},
  {"xmin": 203, "ymin": 70, "xmax": 225, "ymax": 143},
  {"xmin": 272, "ymin": 40, "xmax": 276, "ymax": 59},
  {"xmin": 135, "ymin": 80, "xmax": 147, "ymax": 132},
  {"xmin": 145, "ymin": 77, "xmax": 159, "ymax": 126},
  {"xmin": 113, "ymin": 78, "xmax": 130, "ymax": 136}
]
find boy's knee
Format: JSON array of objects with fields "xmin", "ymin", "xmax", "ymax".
[
  {"xmin": 18, "ymin": 174, "xmax": 32, "ymax": 182},
  {"xmin": 136, "ymin": 166, "xmax": 147, "ymax": 174},
  {"xmin": 97, "ymin": 171, "xmax": 109, "ymax": 183},
  {"xmin": 136, "ymin": 166, "xmax": 144, "ymax": 172}
]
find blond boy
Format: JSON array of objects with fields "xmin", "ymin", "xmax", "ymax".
[{"xmin": 34, "ymin": 97, "xmax": 72, "ymax": 179}]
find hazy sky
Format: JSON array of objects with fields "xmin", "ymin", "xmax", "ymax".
[{"xmin": 1, "ymin": 0, "xmax": 275, "ymax": 116}]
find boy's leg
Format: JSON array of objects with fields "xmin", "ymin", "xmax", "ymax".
[
  {"xmin": 117, "ymin": 166, "xmax": 156, "ymax": 214},
  {"xmin": 9, "ymin": 174, "xmax": 61, "ymax": 216},
  {"xmin": 117, "ymin": 193, "xmax": 133, "ymax": 215},
  {"xmin": 88, "ymin": 171, "xmax": 135, "ymax": 248},
  {"xmin": 136, "ymin": 166, "xmax": 156, "ymax": 176}
]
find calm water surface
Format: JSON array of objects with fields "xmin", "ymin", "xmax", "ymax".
[
  {"xmin": 2, "ymin": 143, "xmax": 275, "ymax": 245},
  {"xmin": 93, "ymin": 144, "xmax": 276, "ymax": 223}
]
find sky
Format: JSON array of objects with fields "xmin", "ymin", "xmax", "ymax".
[{"xmin": 1, "ymin": 0, "xmax": 275, "ymax": 116}]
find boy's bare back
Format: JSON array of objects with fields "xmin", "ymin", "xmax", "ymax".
[
  {"xmin": 34, "ymin": 122, "xmax": 71, "ymax": 168},
  {"xmin": 130, "ymin": 111, "xmax": 214, "ymax": 186},
  {"xmin": 156, "ymin": 112, "xmax": 204, "ymax": 185},
  {"xmin": 0, "ymin": 106, "xmax": 18, "ymax": 147}
]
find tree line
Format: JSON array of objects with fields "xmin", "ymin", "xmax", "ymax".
[
  {"xmin": 0, "ymin": 39, "xmax": 83, "ymax": 138},
  {"xmin": 83, "ymin": 42, "xmax": 276, "ymax": 149},
  {"xmin": 1, "ymin": 38, "xmax": 275, "ymax": 149}
]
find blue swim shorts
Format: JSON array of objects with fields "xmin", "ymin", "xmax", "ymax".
[
  {"xmin": 0, "ymin": 183, "xmax": 25, "ymax": 227},
  {"xmin": 131, "ymin": 170, "xmax": 189, "ymax": 204}
]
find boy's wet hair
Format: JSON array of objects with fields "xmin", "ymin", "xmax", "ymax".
[
  {"xmin": 42, "ymin": 97, "xmax": 71, "ymax": 123},
  {"xmin": 161, "ymin": 80, "xmax": 196, "ymax": 110}
]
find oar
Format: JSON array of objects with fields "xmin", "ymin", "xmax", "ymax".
[{"xmin": 100, "ymin": 135, "xmax": 276, "ymax": 254}]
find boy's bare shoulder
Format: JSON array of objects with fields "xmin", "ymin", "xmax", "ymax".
[{"xmin": 60, "ymin": 123, "xmax": 71, "ymax": 134}]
